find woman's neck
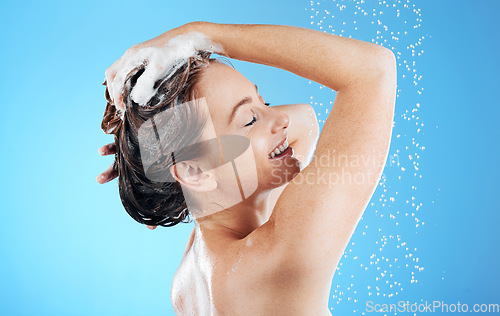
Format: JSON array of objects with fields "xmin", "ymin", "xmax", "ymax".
[{"xmin": 195, "ymin": 190, "xmax": 273, "ymax": 239}]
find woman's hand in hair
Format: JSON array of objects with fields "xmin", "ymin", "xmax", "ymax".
[
  {"xmin": 96, "ymin": 142, "xmax": 158, "ymax": 231},
  {"xmin": 104, "ymin": 24, "xmax": 187, "ymax": 111},
  {"xmin": 96, "ymin": 142, "xmax": 118, "ymax": 184},
  {"xmin": 104, "ymin": 22, "xmax": 217, "ymax": 111}
]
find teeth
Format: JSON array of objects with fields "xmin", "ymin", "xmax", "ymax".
[{"xmin": 269, "ymin": 139, "xmax": 290, "ymax": 158}]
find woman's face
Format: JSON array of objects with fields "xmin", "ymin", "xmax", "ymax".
[{"xmin": 195, "ymin": 62, "xmax": 301, "ymax": 193}]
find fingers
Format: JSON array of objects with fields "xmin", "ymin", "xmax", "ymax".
[
  {"xmin": 97, "ymin": 143, "xmax": 118, "ymax": 183},
  {"xmin": 105, "ymin": 58, "xmax": 126, "ymax": 111},
  {"xmin": 106, "ymin": 46, "xmax": 159, "ymax": 111},
  {"xmin": 98, "ymin": 142, "xmax": 117, "ymax": 156},
  {"xmin": 111, "ymin": 71, "xmax": 126, "ymax": 111},
  {"xmin": 104, "ymin": 67, "xmax": 117, "ymax": 106},
  {"xmin": 111, "ymin": 53, "xmax": 143, "ymax": 110},
  {"xmin": 96, "ymin": 163, "xmax": 118, "ymax": 184}
]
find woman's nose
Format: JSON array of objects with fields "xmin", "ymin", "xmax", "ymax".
[{"xmin": 271, "ymin": 109, "xmax": 290, "ymax": 134}]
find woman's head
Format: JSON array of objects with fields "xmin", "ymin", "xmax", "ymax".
[
  {"xmin": 101, "ymin": 51, "xmax": 299, "ymax": 227},
  {"xmin": 194, "ymin": 62, "xmax": 298, "ymax": 193},
  {"xmin": 101, "ymin": 51, "xmax": 223, "ymax": 227}
]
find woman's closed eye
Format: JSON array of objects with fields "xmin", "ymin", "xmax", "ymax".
[
  {"xmin": 245, "ymin": 103, "xmax": 271, "ymax": 127},
  {"xmin": 245, "ymin": 116, "xmax": 257, "ymax": 127}
]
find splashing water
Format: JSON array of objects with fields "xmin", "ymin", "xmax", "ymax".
[{"xmin": 306, "ymin": 0, "xmax": 429, "ymax": 313}]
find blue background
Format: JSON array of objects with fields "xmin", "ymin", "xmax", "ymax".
[{"xmin": 0, "ymin": 0, "xmax": 498, "ymax": 315}]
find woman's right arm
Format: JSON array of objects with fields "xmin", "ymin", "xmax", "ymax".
[
  {"xmin": 194, "ymin": 22, "xmax": 397, "ymax": 278},
  {"xmin": 192, "ymin": 21, "xmax": 393, "ymax": 92}
]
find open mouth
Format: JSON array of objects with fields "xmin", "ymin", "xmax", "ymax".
[{"xmin": 268, "ymin": 139, "xmax": 291, "ymax": 159}]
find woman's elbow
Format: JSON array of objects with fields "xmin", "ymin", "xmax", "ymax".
[
  {"xmin": 299, "ymin": 103, "xmax": 320, "ymax": 139},
  {"xmin": 375, "ymin": 47, "xmax": 397, "ymax": 84}
]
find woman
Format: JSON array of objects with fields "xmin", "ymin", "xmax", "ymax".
[{"xmin": 97, "ymin": 22, "xmax": 396, "ymax": 315}]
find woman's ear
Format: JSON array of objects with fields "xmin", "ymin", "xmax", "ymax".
[{"xmin": 169, "ymin": 161, "xmax": 217, "ymax": 192}]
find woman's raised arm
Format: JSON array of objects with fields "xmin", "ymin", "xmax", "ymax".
[
  {"xmin": 190, "ymin": 22, "xmax": 392, "ymax": 92},
  {"xmin": 104, "ymin": 22, "xmax": 391, "ymax": 109},
  {"xmin": 191, "ymin": 22, "xmax": 397, "ymax": 281}
]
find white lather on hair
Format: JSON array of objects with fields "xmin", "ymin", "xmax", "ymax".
[{"xmin": 110, "ymin": 31, "xmax": 223, "ymax": 119}]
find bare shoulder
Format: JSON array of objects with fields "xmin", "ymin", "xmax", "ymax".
[
  {"xmin": 170, "ymin": 229, "xmax": 282, "ymax": 314},
  {"xmin": 223, "ymin": 222, "xmax": 326, "ymax": 291},
  {"xmin": 215, "ymin": 228, "xmax": 328, "ymax": 313},
  {"xmin": 171, "ymin": 226, "xmax": 331, "ymax": 314}
]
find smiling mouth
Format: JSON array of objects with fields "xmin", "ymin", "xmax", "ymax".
[{"xmin": 268, "ymin": 139, "xmax": 290, "ymax": 159}]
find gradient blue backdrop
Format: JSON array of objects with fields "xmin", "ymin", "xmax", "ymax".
[{"xmin": 0, "ymin": 0, "xmax": 498, "ymax": 315}]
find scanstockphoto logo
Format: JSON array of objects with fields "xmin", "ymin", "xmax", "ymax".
[
  {"xmin": 366, "ymin": 301, "xmax": 500, "ymax": 313},
  {"xmin": 137, "ymin": 97, "xmax": 258, "ymax": 219}
]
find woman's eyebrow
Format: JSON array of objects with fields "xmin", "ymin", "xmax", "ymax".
[{"xmin": 227, "ymin": 84, "xmax": 259, "ymax": 125}]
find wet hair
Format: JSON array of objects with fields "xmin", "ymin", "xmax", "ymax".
[{"xmin": 100, "ymin": 51, "xmax": 232, "ymax": 227}]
